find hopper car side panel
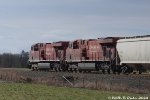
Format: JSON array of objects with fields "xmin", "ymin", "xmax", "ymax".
[{"xmin": 116, "ymin": 37, "xmax": 150, "ymax": 73}]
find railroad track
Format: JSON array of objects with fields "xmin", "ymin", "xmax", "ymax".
[{"xmin": 31, "ymin": 69, "xmax": 150, "ymax": 77}]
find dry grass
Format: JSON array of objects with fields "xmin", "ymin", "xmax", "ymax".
[{"xmin": 0, "ymin": 68, "xmax": 149, "ymax": 94}]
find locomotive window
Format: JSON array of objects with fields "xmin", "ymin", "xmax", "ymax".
[
  {"xmin": 69, "ymin": 43, "xmax": 73, "ymax": 48},
  {"xmin": 34, "ymin": 47, "xmax": 39, "ymax": 51},
  {"xmin": 40, "ymin": 44, "xmax": 42, "ymax": 47},
  {"xmin": 81, "ymin": 40, "xmax": 85, "ymax": 45}
]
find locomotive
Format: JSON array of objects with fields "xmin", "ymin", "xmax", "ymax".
[{"xmin": 29, "ymin": 35, "xmax": 150, "ymax": 74}]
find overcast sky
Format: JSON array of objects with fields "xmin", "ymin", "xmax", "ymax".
[{"xmin": 0, "ymin": 0, "xmax": 150, "ymax": 53}]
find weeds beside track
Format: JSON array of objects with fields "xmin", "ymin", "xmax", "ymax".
[{"xmin": 0, "ymin": 68, "xmax": 150, "ymax": 94}]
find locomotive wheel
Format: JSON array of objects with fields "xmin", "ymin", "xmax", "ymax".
[
  {"xmin": 62, "ymin": 69, "xmax": 67, "ymax": 72},
  {"xmin": 78, "ymin": 70, "xmax": 82, "ymax": 73},
  {"xmin": 61, "ymin": 66, "xmax": 68, "ymax": 72},
  {"xmin": 70, "ymin": 68, "xmax": 73, "ymax": 72},
  {"xmin": 102, "ymin": 69, "xmax": 105, "ymax": 74},
  {"xmin": 58, "ymin": 67, "xmax": 61, "ymax": 72},
  {"xmin": 107, "ymin": 69, "xmax": 110, "ymax": 74},
  {"xmin": 35, "ymin": 67, "xmax": 38, "ymax": 71},
  {"xmin": 112, "ymin": 69, "xmax": 116, "ymax": 74},
  {"xmin": 74, "ymin": 68, "xmax": 77, "ymax": 73},
  {"xmin": 54, "ymin": 67, "xmax": 58, "ymax": 72},
  {"xmin": 139, "ymin": 70, "xmax": 142, "ymax": 74},
  {"xmin": 95, "ymin": 64, "xmax": 100, "ymax": 71},
  {"xmin": 68, "ymin": 68, "xmax": 72, "ymax": 72},
  {"xmin": 31, "ymin": 67, "xmax": 35, "ymax": 71}
]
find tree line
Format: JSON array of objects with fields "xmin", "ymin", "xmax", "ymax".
[{"xmin": 0, "ymin": 50, "xmax": 28, "ymax": 68}]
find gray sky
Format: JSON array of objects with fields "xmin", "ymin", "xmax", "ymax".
[{"xmin": 0, "ymin": 0, "xmax": 150, "ymax": 53}]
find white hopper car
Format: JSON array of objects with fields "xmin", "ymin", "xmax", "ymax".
[{"xmin": 117, "ymin": 36, "xmax": 150, "ymax": 74}]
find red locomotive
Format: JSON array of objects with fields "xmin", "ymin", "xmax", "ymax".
[
  {"xmin": 29, "ymin": 41, "xmax": 69, "ymax": 71},
  {"xmin": 29, "ymin": 37, "xmax": 119, "ymax": 74},
  {"xmin": 65, "ymin": 38, "xmax": 118, "ymax": 73}
]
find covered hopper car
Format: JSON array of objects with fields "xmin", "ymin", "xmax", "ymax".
[{"xmin": 116, "ymin": 35, "xmax": 150, "ymax": 74}]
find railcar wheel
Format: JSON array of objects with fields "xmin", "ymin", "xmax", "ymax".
[
  {"xmin": 136, "ymin": 64, "xmax": 145, "ymax": 74},
  {"xmin": 121, "ymin": 65, "xmax": 128, "ymax": 74},
  {"xmin": 120, "ymin": 65, "xmax": 133, "ymax": 74},
  {"xmin": 128, "ymin": 67, "xmax": 133, "ymax": 73}
]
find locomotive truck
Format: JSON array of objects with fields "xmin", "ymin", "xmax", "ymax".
[{"xmin": 29, "ymin": 35, "xmax": 150, "ymax": 74}]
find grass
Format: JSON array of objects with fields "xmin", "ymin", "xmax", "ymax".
[
  {"xmin": 0, "ymin": 83, "xmax": 149, "ymax": 100},
  {"xmin": 0, "ymin": 68, "xmax": 150, "ymax": 94}
]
